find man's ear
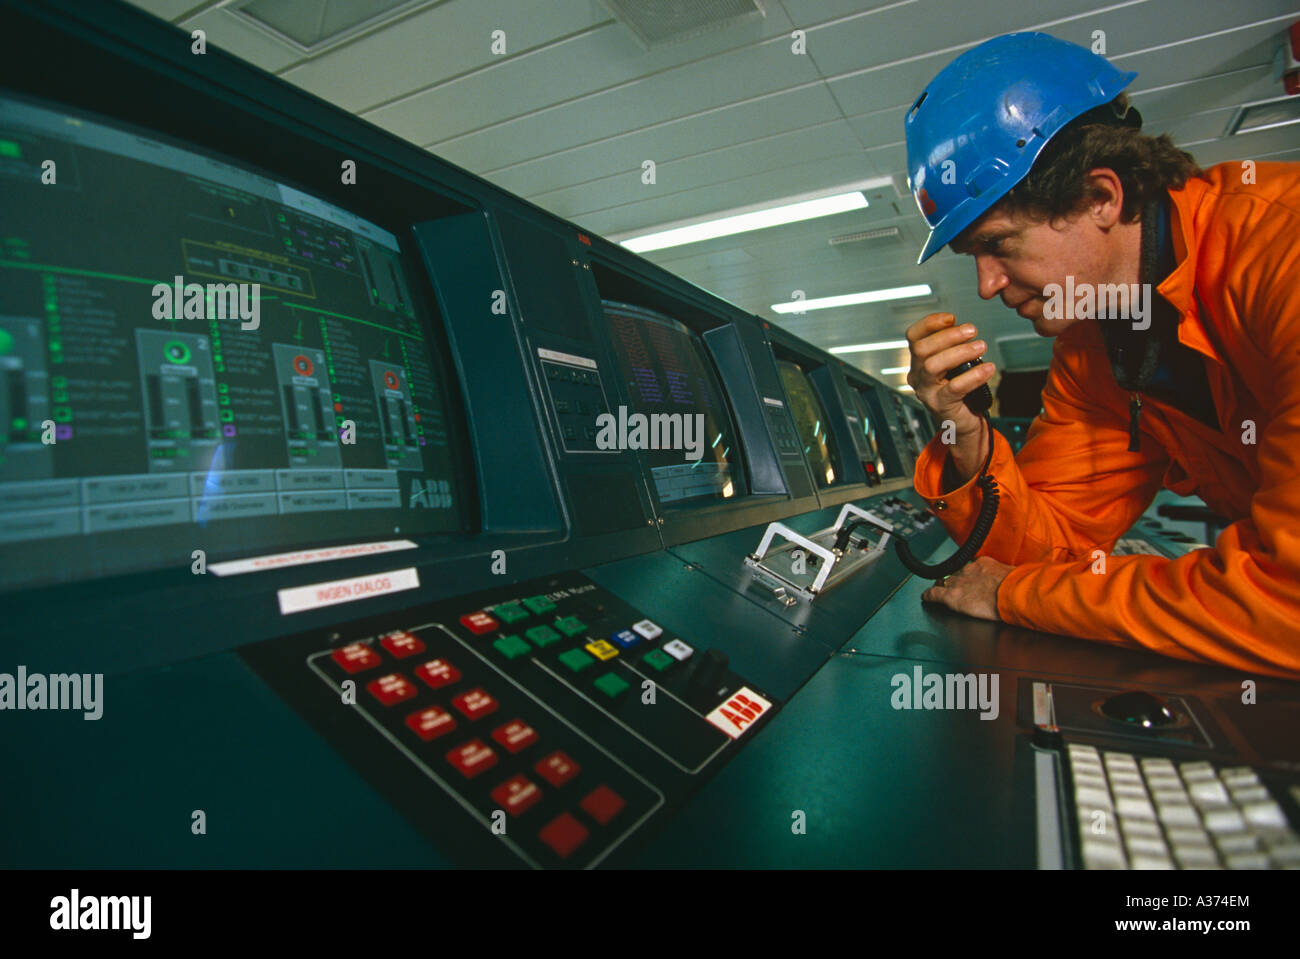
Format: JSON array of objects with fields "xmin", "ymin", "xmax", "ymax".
[{"xmin": 1085, "ymin": 167, "xmax": 1125, "ymax": 227}]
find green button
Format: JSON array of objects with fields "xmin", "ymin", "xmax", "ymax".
[
  {"xmin": 494, "ymin": 602, "xmax": 529, "ymax": 624},
  {"xmin": 554, "ymin": 615, "xmax": 586, "ymax": 637},
  {"xmin": 0, "ymin": 140, "xmax": 20, "ymax": 158},
  {"xmin": 493, "ymin": 634, "xmax": 532, "ymax": 660},
  {"xmin": 643, "ymin": 649, "xmax": 674, "ymax": 672},
  {"xmin": 523, "ymin": 595, "xmax": 557, "ymax": 614},
  {"xmin": 525, "ymin": 625, "xmax": 561, "ymax": 648},
  {"xmin": 558, "ymin": 648, "xmax": 595, "ymax": 673},
  {"xmin": 593, "ymin": 673, "xmax": 630, "ymax": 699}
]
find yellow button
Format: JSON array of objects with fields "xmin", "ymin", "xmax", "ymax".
[
  {"xmin": 584, "ymin": 639, "xmax": 619, "ymax": 661},
  {"xmin": 933, "ymin": 499, "xmax": 948, "ymax": 511}
]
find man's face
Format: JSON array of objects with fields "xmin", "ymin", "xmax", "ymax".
[{"xmin": 950, "ymin": 203, "xmax": 1113, "ymax": 337}]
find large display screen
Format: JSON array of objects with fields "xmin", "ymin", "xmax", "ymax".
[
  {"xmin": 602, "ymin": 300, "xmax": 747, "ymax": 505},
  {"xmin": 777, "ymin": 359, "xmax": 842, "ymax": 489},
  {"xmin": 0, "ymin": 92, "xmax": 470, "ymax": 588}
]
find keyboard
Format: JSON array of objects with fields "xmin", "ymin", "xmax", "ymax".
[{"xmin": 1066, "ymin": 743, "xmax": 1300, "ymax": 869}]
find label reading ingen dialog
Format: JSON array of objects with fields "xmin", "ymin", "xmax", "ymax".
[{"xmin": 277, "ymin": 567, "xmax": 420, "ymax": 615}]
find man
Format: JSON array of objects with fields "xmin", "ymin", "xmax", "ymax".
[{"xmin": 902, "ymin": 32, "xmax": 1300, "ymax": 678}]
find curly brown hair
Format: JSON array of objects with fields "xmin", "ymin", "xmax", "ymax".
[{"xmin": 979, "ymin": 94, "xmax": 1203, "ymax": 227}]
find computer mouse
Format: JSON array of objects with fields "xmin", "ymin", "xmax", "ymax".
[{"xmin": 1099, "ymin": 690, "xmax": 1177, "ymax": 728}]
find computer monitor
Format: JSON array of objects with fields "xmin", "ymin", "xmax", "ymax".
[
  {"xmin": 0, "ymin": 91, "xmax": 471, "ymax": 589},
  {"xmin": 602, "ymin": 300, "xmax": 747, "ymax": 506},
  {"xmin": 775, "ymin": 359, "xmax": 843, "ymax": 489}
]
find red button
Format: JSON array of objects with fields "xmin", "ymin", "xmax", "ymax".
[
  {"xmin": 405, "ymin": 706, "xmax": 457, "ymax": 741},
  {"xmin": 459, "ymin": 611, "xmax": 499, "ymax": 635},
  {"xmin": 446, "ymin": 739, "xmax": 498, "ymax": 779},
  {"xmin": 380, "ymin": 630, "xmax": 426, "ymax": 658},
  {"xmin": 534, "ymin": 750, "xmax": 580, "ymax": 787},
  {"xmin": 492, "ymin": 719, "xmax": 539, "ymax": 754},
  {"xmin": 415, "ymin": 658, "xmax": 461, "ymax": 689},
  {"xmin": 452, "ymin": 687, "xmax": 499, "ymax": 721},
  {"xmin": 490, "ymin": 774, "xmax": 543, "ymax": 817},
  {"xmin": 580, "ymin": 785, "xmax": 626, "ymax": 825},
  {"xmin": 538, "ymin": 813, "xmax": 589, "ymax": 859},
  {"xmin": 367, "ymin": 673, "xmax": 416, "ymax": 707},
  {"xmin": 331, "ymin": 643, "xmax": 380, "ymax": 674}
]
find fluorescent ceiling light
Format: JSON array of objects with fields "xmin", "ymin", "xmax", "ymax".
[
  {"xmin": 617, "ymin": 179, "xmax": 893, "ymax": 253},
  {"xmin": 828, "ymin": 340, "xmax": 909, "ymax": 354},
  {"xmin": 622, "ymin": 192, "xmax": 866, "ymax": 252},
  {"xmin": 880, "ymin": 366, "xmax": 908, "ymax": 375},
  {"xmin": 771, "ymin": 284, "xmax": 932, "ymax": 313}
]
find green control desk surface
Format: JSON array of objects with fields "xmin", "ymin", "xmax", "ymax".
[
  {"xmin": 0, "ymin": 652, "xmax": 450, "ymax": 867},
  {"xmin": 5, "ymin": 544, "xmax": 1296, "ymax": 868},
  {"xmin": 629, "ymin": 546, "xmax": 1300, "ymax": 868}
]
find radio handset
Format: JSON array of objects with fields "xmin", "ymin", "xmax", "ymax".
[
  {"xmin": 946, "ymin": 358, "xmax": 993, "ymax": 415},
  {"xmin": 893, "ymin": 356, "xmax": 999, "ymax": 579}
]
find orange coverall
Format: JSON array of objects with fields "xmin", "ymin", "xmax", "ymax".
[{"xmin": 912, "ymin": 162, "xmax": 1300, "ymax": 678}]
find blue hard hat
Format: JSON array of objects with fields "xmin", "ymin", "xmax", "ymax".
[{"xmin": 904, "ymin": 33, "xmax": 1137, "ymax": 264}]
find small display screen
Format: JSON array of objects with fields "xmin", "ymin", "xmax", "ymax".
[
  {"xmin": 602, "ymin": 300, "xmax": 747, "ymax": 505},
  {"xmin": 0, "ymin": 92, "xmax": 470, "ymax": 588},
  {"xmin": 776, "ymin": 359, "xmax": 842, "ymax": 489},
  {"xmin": 848, "ymin": 388, "xmax": 889, "ymax": 480}
]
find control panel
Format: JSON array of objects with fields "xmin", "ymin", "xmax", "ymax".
[
  {"xmin": 242, "ymin": 570, "xmax": 778, "ymax": 867},
  {"xmin": 537, "ymin": 348, "xmax": 612, "ymax": 454},
  {"xmin": 761, "ymin": 396, "xmax": 803, "ymax": 459}
]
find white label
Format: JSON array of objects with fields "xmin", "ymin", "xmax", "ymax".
[
  {"xmin": 706, "ymin": 686, "xmax": 773, "ymax": 740},
  {"xmin": 537, "ymin": 348, "xmax": 597, "ymax": 369},
  {"xmin": 209, "ymin": 539, "xmax": 417, "ymax": 577},
  {"xmin": 762, "ymin": 397, "xmax": 785, "ymax": 407},
  {"xmin": 277, "ymin": 566, "xmax": 420, "ymax": 615}
]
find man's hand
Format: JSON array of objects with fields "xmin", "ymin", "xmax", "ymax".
[{"xmin": 920, "ymin": 556, "xmax": 1015, "ymax": 621}]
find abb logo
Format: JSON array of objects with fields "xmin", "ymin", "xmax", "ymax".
[{"xmin": 706, "ymin": 687, "xmax": 773, "ymax": 740}]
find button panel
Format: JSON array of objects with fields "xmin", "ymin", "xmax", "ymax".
[
  {"xmin": 539, "ymin": 356, "xmax": 611, "ymax": 455},
  {"xmin": 290, "ymin": 571, "xmax": 780, "ymax": 867}
]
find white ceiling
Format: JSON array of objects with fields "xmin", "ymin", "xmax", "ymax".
[{"xmin": 128, "ymin": 0, "xmax": 1300, "ymax": 390}]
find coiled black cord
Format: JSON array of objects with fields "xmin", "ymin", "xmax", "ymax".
[{"xmin": 894, "ymin": 414, "xmax": 999, "ymax": 579}]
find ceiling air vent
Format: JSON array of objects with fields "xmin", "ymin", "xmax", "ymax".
[
  {"xmin": 601, "ymin": 0, "xmax": 765, "ymax": 48},
  {"xmin": 829, "ymin": 226, "xmax": 900, "ymax": 246},
  {"xmin": 1227, "ymin": 96, "xmax": 1300, "ymax": 136},
  {"xmin": 233, "ymin": 0, "xmax": 424, "ymax": 54}
]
